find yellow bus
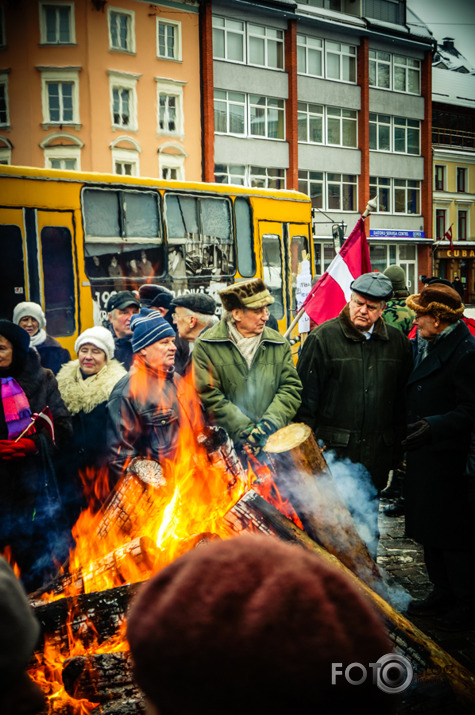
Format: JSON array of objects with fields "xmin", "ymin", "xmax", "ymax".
[{"xmin": 0, "ymin": 165, "xmax": 313, "ymax": 355}]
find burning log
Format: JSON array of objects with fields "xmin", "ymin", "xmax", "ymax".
[
  {"xmin": 225, "ymin": 490, "xmax": 475, "ymax": 710},
  {"xmin": 62, "ymin": 651, "xmax": 140, "ymax": 704},
  {"xmin": 264, "ymin": 423, "xmax": 383, "ymax": 591},
  {"xmin": 197, "ymin": 425, "xmax": 247, "ymax": 489}
]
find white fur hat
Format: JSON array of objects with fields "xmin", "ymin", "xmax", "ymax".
[
  {"xmin": 12, "ymin": 301, "xmax": 46, "ymax": 330},
  {"xmin": 74, "ymin": 326, "xmax": 115, "ymax": 361}
]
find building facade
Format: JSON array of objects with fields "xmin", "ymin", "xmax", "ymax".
[{"xmin": 0, "ymin": 0, "xmax": 202, "ymax": 179}]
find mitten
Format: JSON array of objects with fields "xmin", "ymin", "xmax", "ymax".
[{"xmin": 0, "ymin": 438, "xmax": 37, "ymax": 460}]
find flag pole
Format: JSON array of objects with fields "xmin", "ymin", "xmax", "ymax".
[
  {"xmin": 284, "ymin": 197, "xmax": 378, "ymax": 340},
  {"xmin": 14, "ymin": 406, "xmax": 49, "ymax": 442}
]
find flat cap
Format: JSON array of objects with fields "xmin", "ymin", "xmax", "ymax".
[
  {"xmin": 106, "ymin": 290, "xmax": 140, "ymax": 313},
  {"xmin": 170, "ymin": 293, "xmax": 216, "ymax": 316},
  {"xmin": 351, "ymin": 272, "xmax": 393, "ymax": 301}
]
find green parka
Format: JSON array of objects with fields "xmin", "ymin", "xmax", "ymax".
[
  {"xmin": 296, "ymin": 304, "xmax": 413, "ymax": 490},
  {"xmin": 192, "ymin": 320, "xmax": 302, "ymax": 444}
]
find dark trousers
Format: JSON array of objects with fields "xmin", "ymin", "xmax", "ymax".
[{"xmin": 424, "ymin": 545, "xmax": 475, "ymax": 609}]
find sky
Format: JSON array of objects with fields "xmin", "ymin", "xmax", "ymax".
[{"xmin": 408, "ymin": 0, "xmax": 475, "ymax": 67}]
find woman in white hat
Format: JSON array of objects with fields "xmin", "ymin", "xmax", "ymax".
[
  {"xmin": 12, "ymin": 301, "xmax": 70, "ymax": 375},
  {"xmin": 56, "ymin": 326, "xmax": 126, "ymax": 522}
]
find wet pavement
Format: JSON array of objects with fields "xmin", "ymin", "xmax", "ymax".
[{"xmin": 377, "ymin": 496, "xmax": 475, "ymax": 675}]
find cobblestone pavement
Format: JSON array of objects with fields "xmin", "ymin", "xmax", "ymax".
[{"xmin": 377, "ymin": 497, "xmax": 475, "ymax": 675}]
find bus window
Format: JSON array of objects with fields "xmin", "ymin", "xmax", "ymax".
[
  {"xmin": 165, "ymin": 193, "xmax": 234, "ymax": 289},
  {"xmin": 290, "ymin": 234, "xmax": 309, "ymax": 310},
  {"xmin": 262, "ymin": 233, "xmax": 284, "ymax": 319},
  {"xmin": 40, "ymin": 226, "xmax": 75, "ymax": 336},
  {"xmin": 235, "ymin": 198, "xmax": 255, "ymax": 277},
  {"xmin": 0, "ymin": 225, "xmax": 25, "ymax": 320}
]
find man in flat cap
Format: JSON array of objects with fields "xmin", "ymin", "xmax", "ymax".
[
  {"xmin": 106, "ymin": 290, "xmax": 140, "ymax": 370},
  {"xmin": 192, "ymin": 278, "xmax": 302, "ymax": 460},
  {"xmin": 169, "ymin": 293, "xmax": 218, "ymax": 375},
  {"xmin": 296, "ymin": 272, "xmax": 412, "ymax": 554}
]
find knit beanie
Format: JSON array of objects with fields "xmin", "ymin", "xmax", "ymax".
[
  {"xmin": 127, "ymin": 534, "xmax": 395, "ymax": 715},
  {"xmin": 130, "ymin": 308, "xmax": 175, "ymax": 353},
  {"xmin": 0, "ymin": 558, "xmax": 40, "ymax": 688},
  {"xmin": 0, "ymin": 320, "xmax": 30, "ymax": 368},
  {"xmin": 383, "ymin": 265, "xmax": 407, "ymax": 293},
  {"xmin": 74, "ymin": 326, "xmax": 115, "ymax": 361},
  {"xmin": 12, "ymin": 302, "xmax": 46, "ymax": 330}
]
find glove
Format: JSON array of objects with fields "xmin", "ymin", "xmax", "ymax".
[
  {"xmin": 243, "ymin": 420, "xmax": 275, "ymax": 456},
  {"xmin": 0, "ymin": 438, "xmax": 37, "ymax": 460},
  {"xmin": 401, "ymin": 420, "xmax": 431, "ymax": 451}
]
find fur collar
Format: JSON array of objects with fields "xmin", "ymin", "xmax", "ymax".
[{"xmin": 56, "ymin": 359, "xmax": 127, "ymax": 414}]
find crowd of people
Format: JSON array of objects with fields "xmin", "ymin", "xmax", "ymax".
[{"xmin": 1, "ymin": 270, "xmax": 474, "ymax": 637}]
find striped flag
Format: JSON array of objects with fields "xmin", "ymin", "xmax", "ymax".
[
  {"xmin": 24, "ymin": 406, "xmax": 56, "ymax": 445},
  {"xmin": 302, "ymin": 217, "xmax": 372, "ymax": 325}
]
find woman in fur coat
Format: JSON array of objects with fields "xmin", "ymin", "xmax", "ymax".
[{"xmin": 56, "ymin": 326, "xmax": 127, "ymax": 523}]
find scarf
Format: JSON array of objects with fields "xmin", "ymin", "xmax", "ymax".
[
  {"xmin": 29, "ymin": 329, "xmax": 47, "ymax": 347},
  {"xmin": 0, "ymin": 376, "xmax": 33, "ymax": 439},
  {"xmin": 227, "ymin": 320, "xmax": 262, "ymax": 368}
]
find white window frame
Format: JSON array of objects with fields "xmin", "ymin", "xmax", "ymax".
[
  {"xmin": 249, "ymin": 166, "xmax": 285, "ymax": 189},
  {"xmin": 394, "ymin": 179, "xmax": 421, "ymax": 215},
  {"xmin": 247, "ymin": 23, "xmax": 284, "ymax": 71},
  {"xmin": 326, "ymin": 106, "xmax": 357, "ymax": 148},
  {"xmin": 326, "ymin": 173, "xmax": 358, "ymax": 212},
  {"xmin": 212, "ymin": 16, "xmax": 245, "ymax": 64},
  {"xmin": 297, "ymin": 35, "xmax": 323, "ymax": 78},
  {"xmin": 214, "ymin": 163, "xmax": 246, "ymax": 185},
  {"xmin": 0, "ymin": 144, "xmax": 11, "ymax": 164},
  {"xmin": 369, "ymin": 50, "xmax": 391, "ymax": 89},
  {"xmin": 108, "ymin": 7, "xmax": 135, "ymax": 54},
  {"xmin": 156, "ymin": 78, "xmax": 185, "ymax": 139},
  {"xmin": 111, "ymin": 146, "xmax": 139, "ymax": 176},
  {"xmin": 369, "ymin": 176, "xmax": 392, "ymax": 212},
  {"xmin": 325, "ymin": 41, "xmax": 356, "ymax": 83},
  {"xmin": 44, "ymin": 144, "xmax": 81, "ymax": 171},
  {"xmin": 393, "ymin": 116, "xmax": 420, "ymax": 155},
  {"xmin": 157, "ymin": 19, "xmax": 181, "ymax": 61},
  {"xmin": 0, "ymin": 73, "xmax": 10, "ymax": 128},
  {"xmin": 109, "ymin": 71, "xmax": 139, "ymax": 132},
  {"xmin": 298, "ymin": 170, "xmax": 324, "ymax": 210},
  {"xmin": 248, "ymin": 95, "xmax": 285, "ymax": 140},
  {"xmin": 393, "ymin": 55, "xmax": 421, "ymax": 95},
  {"xmin": 39, "ymin": 2, "xmax": 75, "ymax": 45},
  {"xmin": 39, "ymin": 67, "xmax": 80, "ymax": 127},
  {"xmin": 159, "ymin": 152, "xmax": 185, "ymax": 181},
  {"xmin": 297, "ymin": 102, "xmax": 324, "ymax": 144},
  {"xmin": 214, "ymin": 89, "xmax": 246, "ymax": 136}
]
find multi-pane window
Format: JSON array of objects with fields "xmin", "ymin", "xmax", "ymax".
[
  {"xmin": 327, "ymin": 173, "xmax": 357, "ymax": 211},
  {"xmin": 214, "ymin": 90, "xmax": 246, "ymax": 135},
  {"xmin": 247, "ymin": 24, "xmax": 284, "ymax": 70},
  {"xmin": 162, "ymin": 167, "xmax": 178, "ymax": 180},
  {"xmin": 325, "ymin": 41, "xmax": 356, "ymax": 82},
  {"xmin": 457, "ymin": 167, "xmax": 467, "ymax": 193},
  {"xmin": 369, "ymin": 176, "xmax": 391, "ymax": 212},
  {"xmin": 369, "ymin": 113, "xmax": 391, "ymax": 151},
  {"xmin": 249, "ymin": 166, "xmax": 285, "ymax": 189},
  {"xmin": 434, "ymin": 165, "xmax": 445, "ymax": 191},
  {"xmin": 212, "ymin": 17, "xmax": 244, "ymax": 63},
  {"xmin": 458, "ymin": 210, "xmax": 467, "ymax": 240},
  {"xmin": 0, "ymin": 78, "xmax": 9, "ymax": 126},
  {"xmin": 214, "ymin": 164, "xmax": 246, "ymax": 185},
  {"xmin": 297, "ymin": 35, "xmax": 323, "ymax": 77},
  {"xmin": 159, "ymin": 94, "xmax": 177, "ymax": 133},
  {"xmin": 249, "ymin": 95, "xmax": 284, "ymax": 139},
  {"xmin": 370, "ymin": 177, "xmax": 421, "ymax": 214},
  {"xmin": 49, "ymin": 158, "xmax": 77, "ymax": 170},
  {"xmin": 326, "ymin": 107, "xmax": 357, "ymax": 147},
  {"xmin": 112, "ymin": 88, "xmax": 131, "ymax": 128},
  {"xmin": 369, "ymin": 50, "xmax": 421, "ymax": 94},
  {"xmin": 394, "ymin": 179, "xmax": 420, "ymax": 214},
  {"xmin": 115, "ymin": 161, "xmax": 134, "ymax": 176},
  {"xmin": 214, "ymin": 164, "xmax": 284, "ymax": 189},
  {"xmin": 157, "ymin": 20, "xmax": 180, "ymax": 61},
  {"xmin": 47, "ymin": 82, "xmax": 74, "ymax": 122},
  {"xmin": 435, "ymin": 209, "xmax": 446, "ymax": 239},
  {"xmin": 298, "ymin": 170, "xmax": 324, "ymax": 210},
  {"xmin": 109, "ymin": 9, "xmax": 135, "ymax": 53},
  {"xmin": 40, "ymin": 3, "xmax": 74, "ymax": 44},
  {"xmin": 370, "ymin": 115, "xmax": 420, "ymax": 154},
  {"xmin": 298, "ymin": 104, "xmax": 356, "ymax": 147},
  {"xmin": 298, "ymin": 103, "xmax": 323, "ymax": 144},
  {"xmin": 44, "ymin": 144, "xmax": 81, "ymax": 171}
]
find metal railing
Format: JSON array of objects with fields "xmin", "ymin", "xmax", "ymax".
[{"xmin": 432, "ymin": 127, "xmax": 475, "ymax": 150}]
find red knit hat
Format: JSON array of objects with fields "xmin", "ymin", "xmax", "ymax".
[{"xmin": 126, "ymin": 534, "xmax": 395, "ymax": 715}]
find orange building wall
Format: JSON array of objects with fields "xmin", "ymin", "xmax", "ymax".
[{"xmin": 1, "ymin": 0, "xmax": 202, "ymax": 180}]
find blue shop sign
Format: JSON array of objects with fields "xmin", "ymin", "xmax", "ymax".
[{"xmin": 370, "ymin": 230, "xmax": 425, "ymax": 239}]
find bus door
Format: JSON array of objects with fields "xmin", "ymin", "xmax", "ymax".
[
  {"xmin": 0, "ymin": 209, "xmax": 27, "ymax": 320},
  {"xmin": 36, "ymin": 211, "xmax": 77, "ymax": 340}
]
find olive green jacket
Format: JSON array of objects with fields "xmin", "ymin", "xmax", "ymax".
[
  {"xmin": 192, "ymin": 320, "xmax": 302, "ymax": 444},
  {"xmin": 296, "ymin": 304, "xmax": 413, "ymax": 490}
]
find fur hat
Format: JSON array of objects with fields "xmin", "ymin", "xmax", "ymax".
[
  {"xmin": 383, "ymin": 265, "xmax": 407, "ymax": 293},
  {"xmin": 127, "ymin": 534, "xmax": 394, "ymax": 715},
  {"xmin": 406, "ymin": 284, "xmax": 464, "ymax": 323},
  {"xmin": 0, "ymin": 557, "xmax": 40, "ymax": 687},
  {"xmin": 131, "ymin": 308, "xmax": 175, "ymax": 353},
  {"xmin": 12, "ymin": 302, "xmax": 46, "ymax": 330},
  {"xmin": 170, "ymin": 293, "xmax": 216, "ymax": 316},
  {"xmin": 218, "ymin": 278, "xmax": 274, "ymax": 312},
  {"xmin": 74, "ymin": 326, "xmax": 115, "ymax": 361}
]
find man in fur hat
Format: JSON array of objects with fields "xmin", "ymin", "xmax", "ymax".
[
  {"xmin": 403, "ymin": 283, "xmax": 475, "ymax": 631},
  {"xmin": 192, "ymin": 278, "xmax": 302, "ymax": 459}
]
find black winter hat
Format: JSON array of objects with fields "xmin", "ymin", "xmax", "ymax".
[
  {"xmin": 170, "ymin": 293, "xmax": 216, "ymax": 316},
  {"xmin": 0, "ymin": 320, "xmax": 30, "ymax": 365},
  {"xmin": 150, "ymin": 286, "xmax": 174, "ymax": 311}
]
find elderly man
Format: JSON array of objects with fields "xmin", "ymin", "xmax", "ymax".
[
  {"xmin": 296, "ymin": 273, "xmax": 412, "ymax": 553},
  {"xmin": 106, "ymin": 290, "xmax": 140, "ymax": 370},
  {"xmin": 192, "ymin": 278, "xmax": 302, "ymax": 458},
  {"xmin": 169, "ymin": 293, "xmax": 217, "ymax": 374},
  {"xmin": 403, "ymin": 283, "xmax": 475, "ymax": 631},
  {"xmin": 106, "ymin": 308, "xmax": 181, "ymax": 482}
]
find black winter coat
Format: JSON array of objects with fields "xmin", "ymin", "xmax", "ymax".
[
  {"xmin": 405, "ymin": 321, "xmax": 475, "ymax": 548},
  {"xmin": 36, "ymin": 334, "xmax": 71, "ymax": 375}
]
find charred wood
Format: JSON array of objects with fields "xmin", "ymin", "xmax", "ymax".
[{"xmin": 62, "ymin": 652, "xmax": 139, "ymax": 703}]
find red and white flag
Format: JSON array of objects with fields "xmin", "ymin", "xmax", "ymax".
[
  {"xmin": 25, "ymin": 406, "xmax": 56, "ymax": 445},
  {"xmin": 302, "ymin": 217, "xmax": 371, "ymax": 325},
  {"xmin": 444, "ymin": 225, "xmax": 454, "ymax": 251}
]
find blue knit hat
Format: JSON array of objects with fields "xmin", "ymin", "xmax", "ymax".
[{"xmin": 131, "ymin": 308, "xmax": 175, "ymax": 353}]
